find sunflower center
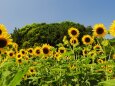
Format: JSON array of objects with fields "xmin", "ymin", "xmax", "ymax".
[
  {"xmin": 18, "ymin": 59, "xmax": 22, "ymax": 63},
  {"xmin": 36, "ymin": 50, "xmax": 40, "ymax": 54},
  {"xmin": 0, "ymin": 30, "xmax": 2, "ymax": 35},
  {"xmin": 43, "ymin": 48, "xmax": 49, "ymax": 54},
  {"xmin": 72, "ymin": 40, "xmax": 76, "ymax": 43},
  {"xmin": 22, "ymin": 51, "xmax": 25, "ymax": 54},
  {"xmin": 10, "ymin": 53, "xmax": 13, "ymax": 56},
  {"xmin": 96, "ymin": 27, "xmax": 104, "ymax": 34},
  {"xmin": 30, "ymin": 69, "xmax": 34, "ymax": 72},
  {"xmin": 85, "ymin": 37, "xmax": 90, "ymax": 42},
  {"xmin": 0, "ymin": 38, "xmax": 7, "ymax": 48},
  {"xmin": 71, "ymin": 30, "xmax": 77, "ymax": 35},
  {"xmin": 29, "ymin": 50, "xmax": 32, "ymax": 53},
  {"xmin": 84, "ymin": 50, "xmax": 87, "ymax": 54},
  {"xmin": 60, "ymin": 50, "xmax": 64, "ymax": 53},
  {"xmin": 18, "ymin": 55, "xmax": 21, "ymax": 58}
]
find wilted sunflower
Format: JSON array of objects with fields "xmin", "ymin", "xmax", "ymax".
[
  {"xmin": 58, "ymin": 47, "xmax": 66, "ymax": 54},
  {"xmin": 82, "ymin": 35, "xmax": 94, "ymax": 45},
  {"xmin": 0, "ymin": 24, "xmax": 9, "ymax": 36},
  {"xmin": 109, "ymin": 20, "xmax": 115, "ymax": 37},
  {"xmin": 34, "ymin": 47, "xmax": 42, "ymax": 56},
  {"xmin": 93, "ymin": 24, "xmax": 107, "ymax": 37},
  {"xmin": 70, "ymin": 37, "xmax": 79, "ymax": 46},
  {"xmin": 68, "ymin": 27, "xmax": 80, "ymax": 38},
  {"xmin": 0, "ymin": 35, "xmax": 12, "ymax": 49},
  {"xmin": 42, "ymin": 44, "xmax": 51, "ymax": 56}
]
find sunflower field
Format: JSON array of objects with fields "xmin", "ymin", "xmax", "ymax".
[{"xmin": 0, "ymin": 20, "xmax": 115, "ymax": 86}]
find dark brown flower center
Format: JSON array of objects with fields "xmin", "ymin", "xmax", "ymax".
[
  {"xmin": 72, "ymin": 40, "xmax": 76, "ymax": 44},
  {"xmin": 85, "ymin": 37, "xmax": 90, "ymax": 42},
  {"xmin": 30, "ymin": 69, "xmax": 34, "ymax": 72},
  {"xmin": 18, "ymin": 59, "xmax": 22, "ymax": 63},
  {"xmin": 96, "ymin": 27, "xmax": 104, "ymax": 34},
  {"xmin": 71, "ymin": 30, "xmax": 77, "ymax": 35},
  {"xmin": 60, "ymin": 49, "xmax": 64, "ymax": 53},
  {"xmin": 22, "ymin": 51, "xmax": 25, "ymax": 54},
  {"xmin": 10, "ymin": 53, "xmax": 13, "ymax": 56},
  {"xmin": 18, "ymin": 54, "xmax": 21, "ymax": 58},
  {"xmin": 29, "ymin": 50, "xmax": 32, "ymax": 53},
  {"xmin": 43, "ymin": 48, "xmax": 49, "ymax": 54},
  {"xmin": 36, "ymin": 49, "xmax": 40, "ymax": 54},
  {"xmin": 0, "ymin": 38, "xmax": 7, "ymax": 48}
]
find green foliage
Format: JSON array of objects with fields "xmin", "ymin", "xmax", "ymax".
[{"xmin": 11, "ymin": 21, "xmax": 92, "ymax": 48}]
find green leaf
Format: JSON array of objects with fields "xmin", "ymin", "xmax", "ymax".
[{"xmin": 8, "ymin": 65, "xmax": 29, "ymax": 86}]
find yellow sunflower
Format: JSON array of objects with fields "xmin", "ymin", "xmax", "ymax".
[
  {"xmin": 58, "ymin": 47, "xmax": 66, "ymax": 54},
  {"xmin": 33, "ymin": 47, "xmax": 42, "ymax": 56},
  {"xmin": 93, "ymin": 44, "xmax": 102, "ymax": 51},
  {"xmin": 82, "ymin": 35, "xmax": 94, "ymax": 45},
  {"xmin": 68, "ymin": 27, "xmax": 80, "ymax": 38},
  {"xmin": 0, "ymin": 35, "xmax": 12, "ymax": 49},
  {"xmin": 16, "ymin": 53, "xmax": 22, "ymax": 59},
  {"xmin": 82, "ymin": 48, "xmax": 89, "ymax": 56},
  {"xmin": 93, "ymin": 24, "xmax": 107, "ymax": 37},
  {"xmin": 8, "ymin": 50, "xmax": 15, "ymax": 58},
  {"xmin": 109, "ymin": 20, "xmax": 115, "ymax": 37},
  {"xmin": 97, "ymin": 59, "xmax": 104, "ymax": 64},
  {"xmin": 16, "ymin": 58, "xmax": 23, "ymax": 64},
  {"xmin": 19, "ymin": 49, "xmax": 27, "ymax": 56},
  {"xmin": 42, "ymin": 44, "xmax": 51, "ymax": 56},
  {"xmin": 28, "ymin": 67, "xmax": 36, "ymax": 75},
  {"xmin": 27, "ymin": 48, "xmax": 34, "ymax": 55},
  {"xmin": 70, "ymin": 37, "xmax": 79, "ymax": 46},
  {"xmin": 0, "ymin": 24, "xmax": 9, "ymax": 36},
  {"xmin": 53, "ymin": 52, "xmax": 61, "ymax": 61}
]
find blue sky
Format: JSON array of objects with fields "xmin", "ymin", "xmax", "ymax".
[{"xmin": 0, "ymin": 0, "xmax": 115, "ymax": 38}]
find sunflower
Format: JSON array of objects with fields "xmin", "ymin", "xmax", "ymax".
[
  {"xmin": 93, "ymin": 44, "xmax": 102, "ymax": 51},
  {"xmin": 8, "ymin": 50, "xmax": 15, "ymax": 58},
  {"xmin": 42, "ymin": 44, "xmax": 51, "ymax": 56},
  {"xmin": 58, "ymin": 47, "xmax": 66, "ymax": 54},
  {"xmin": 97, "ymin": 59, "xmax": 104, "ymax": 64},
  {"xmin": 88, "ymin": 50, "xmax": 97, "ymax": 59},
  {"xmin": 16, "ymin": 53, "xmax": 22, "ymax": 59},
  {"xmin": 34, "ymin": 47, "xmax": 42, "ymax": 56},
  {"xmin": 16, "ymin": 58, "xmax": 23, "ymax": 64},
  {"xmin": 27, "ymin": 48, "xmax": 34, "ymax": 55},
  {"xmin": 68, "ymin": 27, "xmax": 80, "ymax": 38},
  {"xmin": 82, "ymin": 35, "xmax": 94, "ymax": 45},
  {"xmin": 0, "ymin": 24, "xmax": 9, "ymax": 36},
  {"xmin": 93, "ymin": 24, "xmax": 107, "ymax": 37},
  {"xmin": 28, "ymin": 67, "xmax": 36, "ymax": 75},
  {"xmin": 0, "ymin": 35, "xmax": 12, "ymax": 49},
  {"xmin": 70, "ymin": 37, "xmax": 79, "ymax": 46},
  {"xmin": 82, "ymin": 48, "xmax": 89, "ymax": 56},
  {"xmin": 109, "ymin": 20, "xmax": 115, "ymax": 36},
  {"xmin": 19, "ymin": 49, "xmax": 27, "ymax": 56},
  {"xmin": 53, "ymin": 52, "xmax": 61, "ymax": 61}
]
